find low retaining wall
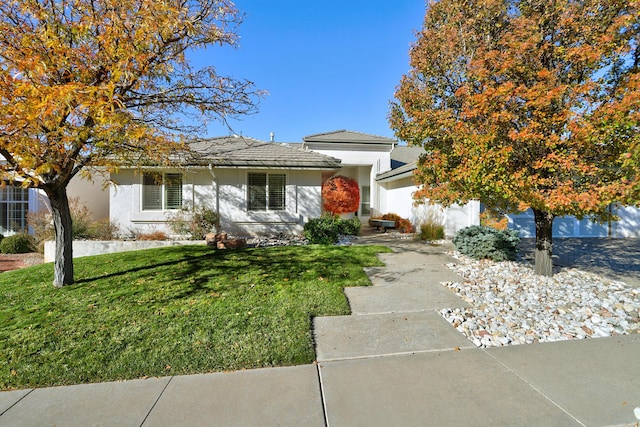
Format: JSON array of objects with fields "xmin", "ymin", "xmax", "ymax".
[{"xmin": 44, "ymin": 240, "xmax": 205, "ymax": 263}]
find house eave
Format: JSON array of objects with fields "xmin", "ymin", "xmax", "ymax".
[{"xmin": 376, "ymin": 162, "xmax": 417, "ymax": 182}]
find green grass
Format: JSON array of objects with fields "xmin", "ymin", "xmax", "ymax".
[{"xmin": 0, "ymin": 244, "xmax": 390, "ymax": 390}]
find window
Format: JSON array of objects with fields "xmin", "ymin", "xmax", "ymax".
[
  {"xmin": 361, "ymin": 185, "xmax": 371, "ymax": 216},
  {"xmin": 247, "ymin": 173, "xmax": 286, "ymax": 211},
  {"xmin": 142, "ymin": 172, "xmax": 182, "ymax": 210},
  {"xmin": 0, "ymin": 187, "xmax": 29, "ymax": 234}
]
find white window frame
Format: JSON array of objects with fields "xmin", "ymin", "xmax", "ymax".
[
  {"xmin": 142, "ymin": 172, "xmax": 183, "ymax": 211},
  {"xmin": 247, "ymin": 172, "xmax": 286, "ymax": 212},
  {"xmin": 0, "ymin": 186, "xmax": 29, "ymax": 234}
]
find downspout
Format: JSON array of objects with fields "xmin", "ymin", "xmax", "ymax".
[{"xmin": 208, "ymin": 164, "xmax": 219, "ymax": 217}]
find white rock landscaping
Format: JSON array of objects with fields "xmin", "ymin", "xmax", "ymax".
[{"xmin": 439, "ymin": 252, "xmax": 640, "ymax": 347}]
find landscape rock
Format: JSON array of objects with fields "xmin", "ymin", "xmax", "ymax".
[{"xmin": 439, "ymin": 252, "xmax": 640, "ymax": 348}]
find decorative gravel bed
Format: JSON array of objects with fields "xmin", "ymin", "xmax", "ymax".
[{"xmin": 440, "ymin": 253, "xmax": 640, "ymax": 347}]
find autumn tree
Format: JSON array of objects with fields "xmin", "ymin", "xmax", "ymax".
[
  {"xmin": 391, "ymin": 0, "xmax": 640, "ymax": 276},
  {"xmin": 0, "ymin": 0, "xmax": 262, "ymax": 286},
  {"xmin": 322, "ymin": 175, "xmax": 360, "ymax": 215}
]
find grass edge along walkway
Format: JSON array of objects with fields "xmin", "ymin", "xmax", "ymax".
[{"xmin": 1, "ymin": 244, "xmax": 390, "ymax": 390}]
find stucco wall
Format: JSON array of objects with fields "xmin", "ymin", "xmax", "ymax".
[
  {"xmin": 311, "ymin": 148, "xmax": 392, "ymax": 173},
  {"xmin": 382, "ymin": 176, "xmax": 481, "ymax": 237},
  {"xmin": 311, "ymin": 147, "xmax": 390, "ymax": 217},
  {"xmin": 67, "ymin": 172, "xmax": 110, "ymax": 220},
  {"xmin": 44, "ymin": 240, "xmax": 204, "ymax": 262},
  {"xmin": 110, "ymin": 167, "xmax": 325, "ymax": 237}
]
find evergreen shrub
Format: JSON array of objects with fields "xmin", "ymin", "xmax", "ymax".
[
  {"xmin": 453, "ymin": 225, "xmax": 520, "ymax": 261},
  {"xmin": 0, "ymin": 233, "xmax": 36, "ymax": 254},
  {"xmin": 337, "ymin": 217, "xmax": 361, "ymax": 236},
  {"xmin": 304, "ymin": 215, "xmax": 361, "ymax": 244}
]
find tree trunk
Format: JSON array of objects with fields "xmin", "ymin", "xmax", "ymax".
[
  {"xmin": 44, "ymin": 186, "xmax": 74, "ymax": 287},
  {"xmin": 533, "ymin": 209, "xmax": 554, "ymax": 277}
]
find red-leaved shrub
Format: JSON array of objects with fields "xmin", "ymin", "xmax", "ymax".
[{"xmin": 322, "ymin": 175, "xmax": 360, "ymax": 215}]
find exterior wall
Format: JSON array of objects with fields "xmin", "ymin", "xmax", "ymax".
[
  {"xmin": 214, "ymin": 168, "xmax": 322, "ymax": 235},
  {"xmin": 381, "ymin": 176, "xmax": 481, "ymax": 237},
  {"xmin": 110, "ymin": 167, "xmax": 325, "ymax": 237},
  {"xmin": 309, "ymin": 146, "xmax": 392, "ymax": 218},
  {"xmin": 508, "ymin": 205, "xmax": 640, "ymax": 238},
  {"xmin": 67, "ymin": 172, "xmax": 110, "ymax": 220},
  {"xmin": 613, "ymin": 206, "xmax": 640, "ymax": 237}
]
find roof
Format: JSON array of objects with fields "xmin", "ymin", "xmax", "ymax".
[
  {"xmin": 377, "ymin": 145, "xmax": 426, "ymax": 182},
  {"xmin": 391, "ymin": 146, "xmax": 425, "ymax": 165},
  {"xmin": 376, "ymin": 161, "xmax": 417, "ymax": 181},
  {"xmin": 303, "ymin": 130, "xmax": 397, "ymax": 145},
  {"xmin": 187, "ymin": 136, "xmax": 342, "ymax": 169}
]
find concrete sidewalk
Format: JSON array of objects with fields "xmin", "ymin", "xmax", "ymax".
[{"xmin": 1, "ymin": 236, "xmax": 639, "ymax": 426}]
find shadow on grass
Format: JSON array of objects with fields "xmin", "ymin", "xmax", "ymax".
[{"xmin": 71, "ymin": 244, "xmax": 386, "ymax": 303}]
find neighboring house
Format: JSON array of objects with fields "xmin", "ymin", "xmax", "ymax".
[
  {"xmin": 0, "ymin": 184, "xmax": 46, "ymax": 236},
  {"xmin": 0, "ymin": 170, "xmax": 109, "ymax": 237}
]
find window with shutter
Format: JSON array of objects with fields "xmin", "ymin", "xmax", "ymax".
[
  {"xmin": 248, "ymin": 173, "xmax": 267, "ymax": 211},
  {"xmin": 268, "ymin": 174, "xmax": 286, "ymax": 210},
  {"xmin": 247, "ymin": 173, "xmax": 286, "ymax": 211},
  {"xmin": 142, "ymin": 172, "xmax": 182, "ymax": 210},
  {"xmin": 165, "ymin": 174, "xmax": 183, "ymax": 209}
]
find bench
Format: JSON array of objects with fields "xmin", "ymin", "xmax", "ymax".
[{"xmin": 370, "ymin": 219, "xmax": 396, "ymax": 232}]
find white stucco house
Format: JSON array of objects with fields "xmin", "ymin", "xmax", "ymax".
[
  {"xmin": 8, "ymin": 129, "xmax": 638, "ymax": 240},
  {"xmin": 109, "ymin": 135, "xmax": 343, "ymax": 236},
  {"xmin": 106, "ymin": 130, "xmax": 482, "ymax": 237}
]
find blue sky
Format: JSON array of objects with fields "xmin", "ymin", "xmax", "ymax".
[{"xmin": 191, "ymin": 1, "xmax": 426, "ymax": 143}]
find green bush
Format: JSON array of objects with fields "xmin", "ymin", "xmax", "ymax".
[
  {"xmin": 453, "ymin": 225, "xmax": 520, "ymax": 261},
  {"xmin": 0, "ymin": 233, "xmax": 36, "ymax": 254},
  {"xmin": 337, "ymin": 217, "xmax": 361, "ymax": 236},
  {"xmin": 304, "ymin": 215, "xmax": 340, "ymax": 244},
  {"xmin": 304, "ymin": 215, "xmax": 361, "ymax": 244}
]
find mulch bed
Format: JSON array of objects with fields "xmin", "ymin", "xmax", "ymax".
[{"xmin": 0, "ymin": 253, "xmax": 44, "ymax": 272}]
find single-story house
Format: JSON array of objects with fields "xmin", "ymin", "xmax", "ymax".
[
  {"xmin": 109, "ymin": 135, "xmax": 343, "ymax": 236},
  {"xmin": 106, "ymin": 130, "xmax": 483, "ymax": 237},
  {"xmin": 5, "ymin": 129, "xmax": 640, "ymax": 239}
]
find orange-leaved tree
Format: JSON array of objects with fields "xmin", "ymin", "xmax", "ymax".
[
  {"xmin": 322, "ymin": 175, "xmax": 360, "ymax": 215},
  {"xmin": 0, "ymin": 0, "xmax": 262, "ymax": 287},
  {"xmin": 391, "ymin": 0, "xmax": 640, "ymax": 276}
]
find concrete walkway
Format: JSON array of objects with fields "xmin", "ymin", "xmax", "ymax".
[{"xmin": 1, "ymin": 236, "xmax": 639, "ymax": 426}]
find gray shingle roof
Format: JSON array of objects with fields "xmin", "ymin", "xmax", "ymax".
[
  {"xmin": 187, "ymin": 136, "xmax": 342, "ymax": 169},
  {"xmin": 391, "ymin": 146, "xmax": 425, "ymax": 165},
  {"xmin": 376, "ymin": 162, "xmax": 417, "ymax": 181},
  {"xmin": 303, "ymin": 130, "xmax": 397, "ymax": 144},
  {"xmin": 377, "ymin": 145, "xmax": 425, "ymax": 182}
]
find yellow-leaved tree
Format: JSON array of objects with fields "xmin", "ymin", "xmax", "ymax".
[
  {"xmin": 0, "ymin": 0, "xmax": 262, "ymax": 287},
  {"xmin": 391, "ymin": 0, "xmax": 639, "ymax": 276}
]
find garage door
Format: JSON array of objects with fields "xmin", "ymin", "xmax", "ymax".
[{"xmin": 508, "ymin": 206, "xmax": 640, "ymax": 238}]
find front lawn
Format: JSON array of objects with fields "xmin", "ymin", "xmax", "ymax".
[{"xmin": 0, "ymin": 244, "xmax": 389, "ymax": 390}]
